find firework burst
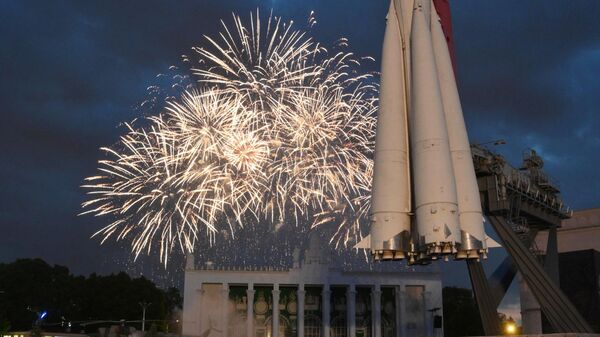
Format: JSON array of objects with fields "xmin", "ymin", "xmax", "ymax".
[{"xmin": 82, "ymin": 10, "xmax": 377, "ymax": 264}]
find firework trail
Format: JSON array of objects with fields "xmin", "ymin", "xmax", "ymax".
[{"xmin": 82, "ymin": 10, "xmax": 377, "ymax": 264}]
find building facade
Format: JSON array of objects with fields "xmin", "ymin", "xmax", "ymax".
[
  {"xmin": 533, "ymin": 207, "xmax": 600, "ymax": 332},
  {"xmin": 536, "ymin": 207, "xmax": 600, "ymax": 253},
  {"xmin": 182, "ymin": 237, "xmax": 443, "ymax": 337}
]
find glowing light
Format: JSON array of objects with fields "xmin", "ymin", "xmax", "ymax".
[
  {"xmin": 504, "ymin": 322, "xmax": 517, "ymax": 335},
  {"xmin": 82, "ymin": 10, "xmax": 376, "ymax": 264}
]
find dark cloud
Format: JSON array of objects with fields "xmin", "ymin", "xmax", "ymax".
[
  {"xmin": 455, "ymin": 1, "xmax": 600, "ymax": 132},
  {"xmin": 1, "ymin": 0, "xmax": 600, "ymax": 300},
  {"xmin": 0, "ymin": 0, "xmax": 387, "ymax": 281},
  {"xmin": 452, "ymin": 0, "xmax": 600, "ymax": 209}
]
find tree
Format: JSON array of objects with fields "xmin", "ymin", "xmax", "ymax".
[
  {"xmin": 0, "ymin": 259, "xmax": 57, "ymax": 330},
  {"xmin": 442, "ymin": 286, "xmax": 484, "ymax": 337},
  {"xmin": 145, "ymin": 323, "xmax": 158, "ymax": 337},
  {"xmin": 0, "ymin": 259, "xmax": 182, "ymax": 332},
  {"xmin": 165, "ymin": 287, "xmax": 183, "ymax": 312},
  {"xmin": 30, "ymin": 325, "xmax": 42, "ymax": 337},
  {"xmin": 0, "ymin": 320, "xmax": 10, "ymax": 335}
]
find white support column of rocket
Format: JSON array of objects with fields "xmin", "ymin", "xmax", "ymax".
[
  {"xmin": 410, "ymin": 0, "xmax": 461, "ymax": 258},
  {"xmin": 429, "ymin": 7, "xmax": 487, "ymax": 259}
]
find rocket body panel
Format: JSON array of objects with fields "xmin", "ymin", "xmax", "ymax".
[
  {"xmin": 416, "ymin": 0, "xmax": 432, "ymax": 27},
  {"xmin": 394, "ymin": 0, "xmax": 415, "ymax": 44},
  {"xmin": 430, "ymin": 10, "xmax": 487, "ymax": 255},
  {"xmin": 393, "ymin": 0, "xmax": 414, "ymax": 100},
  {"xmin": 409, "ymin": 6, "xmax": 460, "ymax": 252},
  {"xmin": 369, "ymin": 0, "xmax": 412, "ymax": 256}
]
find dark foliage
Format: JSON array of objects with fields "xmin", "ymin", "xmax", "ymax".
[
  {"xmin": 0, "ymin": 259, "xmax": 182, "ymax": 332},
  {"xmin": 442, "ymin": 286, "xmax": 484, "ymax": 337}
]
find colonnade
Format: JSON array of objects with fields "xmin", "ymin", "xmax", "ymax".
[{"xmin": 196, "ymin": 282, "xmax": 427, "ymax": 337}]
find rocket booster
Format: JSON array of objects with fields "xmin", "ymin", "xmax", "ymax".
[
  {"xmin": 430, "ymin": 8, "xmax": 487, "ymax": 258},
  {"xmin": 360, "ymin": 0, "xmax": 488, "ymax": 262},
  {"xmin": 410, "ymin": 3, "xmax": 461, "ymax": 257},
  {"xmin": 362, "ymin": 0, "xmax": 412, "ymax": 261}
]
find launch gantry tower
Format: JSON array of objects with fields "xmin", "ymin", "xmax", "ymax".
[{"xmin": 468, "ymin": 145, "xmax": 591, "ymax": 334}]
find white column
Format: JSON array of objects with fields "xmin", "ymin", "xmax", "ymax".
[
  {"xmin": 246, "ymin": 285, "xmax": 255, "ymax": 337},
  {"xmin": 272, "ymin": 284, "xmax": 280, "ymax": 337},
  {"xmin": 372, "ymin": 284, "xmax": 382, "ymax": 337},
  {"xmin": 185, "ymin": 252, "xmax": 195, "ymax": 269},
  {"xmin": 394, "ymin": 286, "xmax": 401, "ymax": 337},
  {"xmin": 221, "ymin": 283, "xmax": 229, "ymax": 337},
  {"xmin": 423, "ymin": 291, "xmax": 433, "ymax": 337},
  {"xmin": 297, "ymin": 285, "xmax": 305, "ymax": 337},
  {"xmin": 197, "ymin": 285, "xmax": 205, "ymax": 336},
  {"xmin": 398, "ymin": 287, "xmax": 407, "ymax": 337},
  {"xmin": 347, "ymin": 284, "xmax": 356, "ymax": 337},
  {"xmin": 322, "ymin": 284, "xmax": 331, "ymax": 337}
]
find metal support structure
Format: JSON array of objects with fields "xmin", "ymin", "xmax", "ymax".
[
  {"xmin": 488, "ymin": 215, "xmax": 592, "ymax": 333},
  {"xmin": 465, "ymin": 145, "xmax": 592, "ymax": 334},
  {"xmin": 519, "ymin": 273, "xmax": 543, "ymax": 334},
  {"xmin": 466, "ymin": 260, "xmax": 501, "ymax": 335},
  {"xmin": 467, "ymin": 229, "xmax": 538, "ymax": 316},
  {"xmin": 545, "ymin": 225, "xmax": 560, "ymax": 285},
  {"xmin": 487, "ymin": 257, "xmax": 518, "ymax": 307},
  {"xmin": 485, "ymin": 226, "xmax": 539, "ymax": 308}
]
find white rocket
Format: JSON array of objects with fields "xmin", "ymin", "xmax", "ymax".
[{"xmin": 358, "ymin": 0, "xmax": 488, "ymax": 262}]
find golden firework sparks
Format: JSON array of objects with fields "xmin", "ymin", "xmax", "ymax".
[{"xmin": 82, "ymin": 11, "xmax": 377, "ymax": 264}]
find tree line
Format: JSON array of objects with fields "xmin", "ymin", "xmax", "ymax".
[{"xmin": 0, "ymin": 259, "xmax": 181, "ymax": 334}]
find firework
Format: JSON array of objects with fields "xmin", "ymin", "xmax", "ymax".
[{"xmin": 82, "ymin": 11, "xmax": 377, "ymax": 264}]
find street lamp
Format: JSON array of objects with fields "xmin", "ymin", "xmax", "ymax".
[
  {"xmin": 139, "ymin": 302, "xmax": 151, "ymax": 334},
  {"xmin": 504, "ymin": 321, "xmax": 517, "ymax": 335},
  {"xmin": 428, "ymin": 307, "xmax": 442, "ymax": 337}
]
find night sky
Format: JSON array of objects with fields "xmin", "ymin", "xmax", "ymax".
[{"xmin": 2, "ymin": 0, "xmax": 600, "ymax": 320}]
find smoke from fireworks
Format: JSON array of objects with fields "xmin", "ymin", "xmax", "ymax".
[{"xmin": 82, "ymin": 11, "xmax": 377, "ymax": 264}]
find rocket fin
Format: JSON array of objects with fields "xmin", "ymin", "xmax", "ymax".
[
  {"xmin": 354, "ymin": 234, "xmax": 371, "ymax": 249},
  {"xmin": 485, "ymin": 234, "xmax": 502, "ymax": 249}
]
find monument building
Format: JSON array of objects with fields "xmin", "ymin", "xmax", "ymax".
[{"xmin": 181, "ymin": 236, "xmax": 443, "ymax": 337}]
